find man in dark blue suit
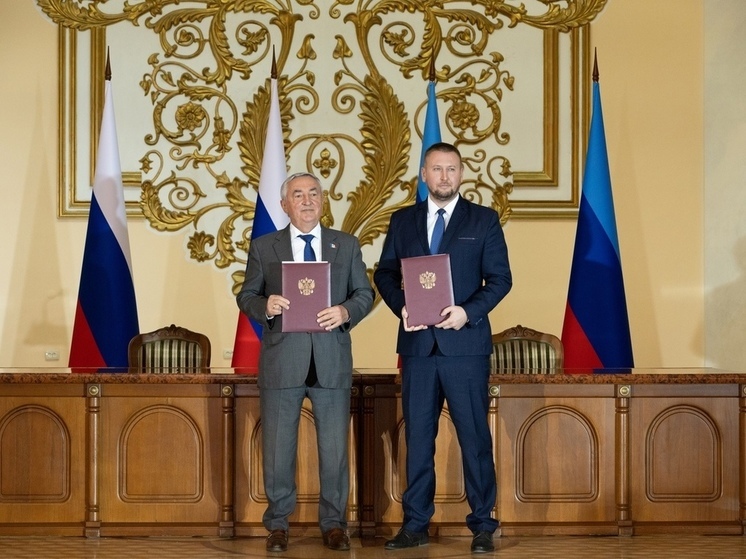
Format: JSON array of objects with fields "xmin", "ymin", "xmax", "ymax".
[{"xmin": 374, "ymin": 142, "xmax": 512, "ymax": 554}]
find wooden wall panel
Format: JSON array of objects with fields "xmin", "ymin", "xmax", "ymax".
[
  {"xmin": 1, "ymin": 406, "xmax": 71, "ymax": 501},
  {"xmin": 629, "ymin": 396, "xmax": 739, "ymax": 525},
  {"xmin": 0, "ymin": 373, "xmax": 743, "ymax": 537},
  {"xmin": 119, "ymin": 405, "xmax": 203, "ymax": 501},
  {"xmin": 497, "ymin": 396, "xmax": 617, "ymax": 531},
  {"xmin": 0, "ymin": 386, "xmax": 87, "ymax": 533},
  {"xmin": 96, "ymin": 384, "xmax": 223, "ymax": 530}
]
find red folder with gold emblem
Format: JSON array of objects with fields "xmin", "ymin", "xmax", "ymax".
[
  {"xmin": 401, "ymin": 254, "xmax": 454, "ymax": 327},
  {"xmin": 281, "ymin": 261, "xmax": 331, "ymax": 333}
]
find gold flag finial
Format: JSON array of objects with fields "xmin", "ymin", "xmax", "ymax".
[
  {"xmin": 271, "ymin": 46, "xmax": 277, "ymax": 80},
  {"xmin": 428, "ymin": 55, "xmax": 437, "ymax": 82},
  {"xmin": 592, "ymin": 48, "xmax": 599, "ymax": 83},
  {"xmin": 105, "ymin": 47, "xmax": 112, "ymax": 81}
]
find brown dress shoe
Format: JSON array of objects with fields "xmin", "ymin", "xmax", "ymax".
[
  {"xmin": 323, "ymin": 527, "xmax": 350, "ymax": 551},
  {"xmin": 266, "ymin": 529, "xmax": 288, "ymax": 552}
]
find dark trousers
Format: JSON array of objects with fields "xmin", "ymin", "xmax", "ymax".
[{"xmin": 400, "ymin": 351, "xmax": 498, "ymax": 534}]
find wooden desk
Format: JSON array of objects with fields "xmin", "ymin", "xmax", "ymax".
[
  {"xmin": 358, "ymin": 368, "xmax": 746, "ymax": 537},
  {"xmin": 0, "ymin": 368, "xmax": 742, "ymax": 537}
]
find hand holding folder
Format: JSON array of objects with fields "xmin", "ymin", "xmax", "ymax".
[
  {"xmin": 281, "ymin": 261, "xmax": 331, "ymax": 332},
  {"xmin": 401, "ymin": 254, "xmax": 454, "ymax": 327}
]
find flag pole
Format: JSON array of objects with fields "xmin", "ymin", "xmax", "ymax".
[{"xmin": 593, "ymin": 47, "xmax": 599, "ymax": 83}]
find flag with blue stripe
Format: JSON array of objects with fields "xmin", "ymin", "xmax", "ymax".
[
  {"xmin": 562, "ymin": 77, "xmax": 634, "ymax": 371},
  {"xmin": 231, "ymin": 75, "xmax": 289, "ymax": 370},
  {"xmin": 69, "ymin": 80, "xmax": 139, "ymax": 368}
]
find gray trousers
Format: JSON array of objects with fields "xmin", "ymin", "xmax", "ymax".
[{"xmin": 260, "ymin": 384, "xmax": 350, "ymax": 532}]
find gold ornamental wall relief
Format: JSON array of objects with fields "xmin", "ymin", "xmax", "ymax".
[{"xmin": 39, "ymin": 0, "xmax": 607, "ymax": 294}]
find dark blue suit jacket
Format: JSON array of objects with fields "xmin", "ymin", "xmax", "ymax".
[{"xmin": 374, "ymin": 197, "xmax": 512, "ymax": 356}]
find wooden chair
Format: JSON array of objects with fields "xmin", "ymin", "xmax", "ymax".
[
  {"xmin": 128, "ymin": 324, "xmax": 211, "ymax": 371},
  {"xmin": 491, "ymin": 324, "xmax": 563, "ymax": 374}
]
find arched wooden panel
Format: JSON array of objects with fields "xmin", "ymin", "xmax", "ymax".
[
  {"xmin": 516, "ymin": 405, "xmax": 599, "ymax": 502},
  {"xmin": 646, "ymin": 405, "xmax": 721, "ymax": 502},
  {"xmin": 119, "ymin": 405, "xmax": 203, "ymax": 502},
  {"xmin": 0, "ymin": 405, "xmax": 70, "ymax": 502}
]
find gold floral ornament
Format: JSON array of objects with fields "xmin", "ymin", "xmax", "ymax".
[
  {"xmin": 187, "ymin": 231, "xmax": 215, "ymax": 262},
  {"xmin": 313, "ymin": 149, "xmax": 337, "ymax": 179},
  {"xmin": 175, "ymin": 102, "xmax": 207, "ymax": 135},
  {"xmin": 450, "ymin": 101, "xmax": 480, "ymax": 132},
  {"xmin": 212, "ymin": 116, "xmax": 232, "ymax": 154},
  {"xmin": 38, "ymin": 0, "xmax": 608, "ymax": 297}
]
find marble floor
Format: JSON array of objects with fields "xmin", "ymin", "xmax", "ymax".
[{"xmin": 1, "ymin": 534, "xmax": 745, "ymax": 558}]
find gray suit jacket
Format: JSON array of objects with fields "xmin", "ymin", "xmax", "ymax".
[{"xmin": 236, "ymin": 226, "xmax": 374, "ymax": 389}]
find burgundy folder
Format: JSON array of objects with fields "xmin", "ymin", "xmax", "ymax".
[
  {"xmin": 281, "ymin": 261, "xmax": 331, "ymax": 332},
  {"xmin": 401, "ymin": 254, "xmax": 454, "ymax": 326}
]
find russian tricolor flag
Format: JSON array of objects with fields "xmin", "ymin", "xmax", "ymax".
[
  {"xmin": 417, "ymin": 79, "xmax": 441, "ymax": 203},
  {"xmin": 561, "ymin": 57, "xmax": 634, "ymax": 371},
  {"xmin": 231, "ymin": 69, "xmax": 289, "ymax": 371},
  {"xmin": 69, "ymin": 76, "xmax": 139, "ymax": 368}
]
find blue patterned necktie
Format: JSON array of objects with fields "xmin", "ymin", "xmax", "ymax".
[
  {"xmin": 299, "ymin": 234, "xmax": 316, "ymax": 261},
  {"xmin": 430, "ymin": 209, "xmax": 446, "ymax": 254}
]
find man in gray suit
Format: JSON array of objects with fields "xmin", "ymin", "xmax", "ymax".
[{"xmin": 237, "ymin": 172, "xmax": 374, "ymax": 552}]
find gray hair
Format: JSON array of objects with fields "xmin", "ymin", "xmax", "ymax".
[{"xmin": 280, "ymin": 172, "xmax": 321, "ymax": 199}]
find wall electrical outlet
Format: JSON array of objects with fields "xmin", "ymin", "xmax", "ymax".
[
  {"xmin": 44, "ymin": 350, "xmax": 60, "ymax": 361},
  {"xmin": 222, "ymin": 349, "xmax": 233, "ymax": 360}
]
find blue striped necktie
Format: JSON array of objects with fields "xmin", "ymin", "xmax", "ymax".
[
  {"xmin": 299, "ymin": 234, "xmax": 316, "ymax": 261},
  {"xmin": 430, "ymin": 209, "xmax": 446, "ymax": 254}
]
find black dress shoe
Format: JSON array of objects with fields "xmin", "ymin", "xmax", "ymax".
[
  {"xmin": 323, "ymin": 527, "xmax": 350, "ymax": 551},
  {"xmin": 266, "ymin": 529, "xmax": 288, "ymax": 552},
  {"xmin": 384, "ymin": 528, "xmax": 428, "ymax": 549},
  {"xmin": 471, "ymin": 531, "xmax": 494, "ymax": 553}
]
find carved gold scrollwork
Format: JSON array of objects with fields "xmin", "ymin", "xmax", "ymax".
[{"xmin": 40, "ymin": 0, "xmax": 607, "ymax": 294}]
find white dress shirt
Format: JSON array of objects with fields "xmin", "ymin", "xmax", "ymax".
[
  {"xmin": 426, "ymin": 195, "xmax": 459, "ymax": 247},
  {"xmin": 289, "ymin": 223, "xmax": 322, "ymax": 262}
]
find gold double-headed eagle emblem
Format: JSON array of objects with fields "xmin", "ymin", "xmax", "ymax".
[
  {"xmin": 298, "ymin": 277, "xmax": 316, "ymax": 296},
  {"xmin": 419, "ymin": 271, "xmax": 437, "ymax": 290}
]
